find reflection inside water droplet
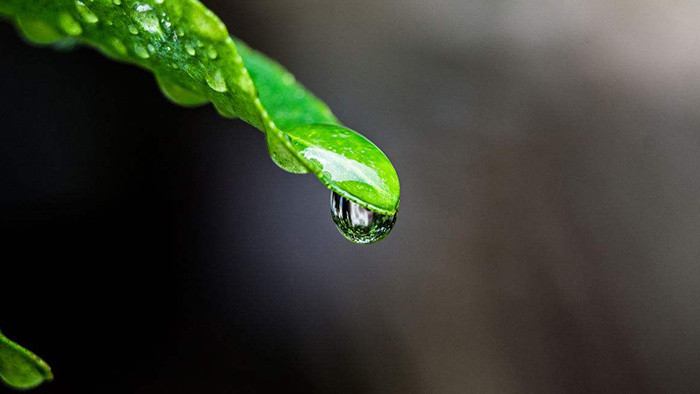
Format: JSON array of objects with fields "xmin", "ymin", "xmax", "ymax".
[{"xmin": 330, "ymin": 191, "xmax": 396, "ymax": 244}]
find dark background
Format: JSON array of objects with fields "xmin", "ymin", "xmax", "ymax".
[{"xmin": 2, "ymin": 1, "xmax": 700, "ymax": 393}]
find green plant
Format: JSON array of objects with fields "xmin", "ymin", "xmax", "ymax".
[
  {"xmin": 0, "ymin": 0, "xmax": 401, "ymax": 388},
  {"xmin": 0, "ymin": 331, "xmax": 53, "ymax": 390},
  {"xmin": 0, "ymin": 0, "xmax": 400, "ymax": 244}
]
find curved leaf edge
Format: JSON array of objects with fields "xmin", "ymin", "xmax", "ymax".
[{"xmin": 0, "ymin": 331, "xmax": 53, "ymax": 390}]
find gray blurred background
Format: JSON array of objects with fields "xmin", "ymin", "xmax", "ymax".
[{"xmin": 2, "ymin": 1, "xmax": 699, "ymax": 393}]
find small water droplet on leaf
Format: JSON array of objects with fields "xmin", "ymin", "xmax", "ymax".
[
  {"xmin": 238, "ymin": 73, "xmax": 254, "ymax": 94},
  {"xmin": 205, "ymin": 68, "xmax": 227, "ymax": 92},
  {"xmin": 133, "ymin": 43, "xmax": 149, "ymax": 58},
  {"xmin": 110, "ymin": 37, "xmax": 127, "ymax": 55},
  {"xmin": 330, "ymin": 191, "xmax": 396, "ymax": 244},
  {"xmin": 206, "ymin": 45, "xmax": 217, "ymax": 59},
  {"xmin": 131, "ymin": 3, "xmax": 162, "ymax": 35},
  {"xmin": 58, "ymin": 12, "xmax": 82, "ymax": 36},
  {"xmin": 75, "ymin": 1, "xmax": 99, "ymax": 23}
]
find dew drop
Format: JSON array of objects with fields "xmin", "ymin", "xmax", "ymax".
[
  {"xmin": 185, "ymin": 43, "xmax": 195, "ymax": 56},
  {"xmin": 206, "ymin": 45, "xmax": 217, "ymax": 59},
  {"xmin": 131, "ymin": 3, "xmax": 162, "ymax": 35},
  {"xmin": 147, "ymin": 43, "xmax": 155, "ymax": 54},
  {"xmin": 112, "ymin": 0, "xmax": 121, "ymax": 5},
  {"xmin": 75, "ymin": 1, "xmax": 99, "ymax": 23},
  {"xmin": 110, "ymin": 37, "xmax": 127, "ymax": 55},
  {"xmin": 155, "ymin": 0, "xmax": 164, "ymax": 3},
  {"xmin": 58, "ymin": 12, "xmax": 82, "ymax": 36},
  {"xmin": 330, "ymin": 191, "xmax": 396, "ymax": 244},
  {"xmin": 133, "ymin": 43, "xmax": 150, "ymax": 58},
  {"xmin": 205, "ymin": 69, "xmax": 227, "ymax": 92},
  {"xmin": 238, "ymin": 73, "xmax": 254, "ymax": 94},
  {"xmin": 127, "ymin": 24, "xmax": 138, "ymax": 34}
]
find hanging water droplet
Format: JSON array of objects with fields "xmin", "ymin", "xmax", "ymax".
[
  {"xmin": 330, "ymin": 191, "xmax": 396, "ymax": 244},
  {"xmin": 75, "ymin": 1, "xmax": 99, "ymax": 23},
  {"xmin": 127, "ymin": 24, "xmax": 138, "ymax": 34},
  {"xmin": 154, "ymin": 0, "xmax": 164, "ymax": 3},
  {"xmin": 185, "ymin": 43, "xmax": 195, "ymax": 56},
  {"xmin": 112, "ymin": 0, "xmax": 121, "ymax": 5}
]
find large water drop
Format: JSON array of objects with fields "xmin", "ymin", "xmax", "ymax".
[
  {"xmin": 132, "ymin": 3, "xmax": 162, "ymax": 35},
  {"xmin": 330, "ymin": 191, "xmax": 396, "ymax": 244},
  {"xmin": 205, "ymin": 69, "xmax": 227, "ymax": 92}
]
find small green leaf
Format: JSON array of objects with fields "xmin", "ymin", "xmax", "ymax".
[
  {"xmin": 0, "ymin": 331, "xmax": 53, "ymax": 390},
  {"xmin": 0, "ymin": 0, "xmax": 400, "ymax": 217}
]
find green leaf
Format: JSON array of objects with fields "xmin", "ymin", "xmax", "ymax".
[
  {"xmin": 0, "ymin": 331, "xmax": 53, "ymax": 390},
  {"xmin": 0, "ymin": 0, "xmax": 400, "ymax": 215}
]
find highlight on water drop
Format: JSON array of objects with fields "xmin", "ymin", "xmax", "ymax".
[{"xmin": 330, "ymin": 191, "xmax": 397, "ymax": 244}]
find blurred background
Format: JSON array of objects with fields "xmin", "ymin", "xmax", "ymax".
[{"xmin": 2, "ymin": 1, "xmax": 700, "ymax": 393}]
